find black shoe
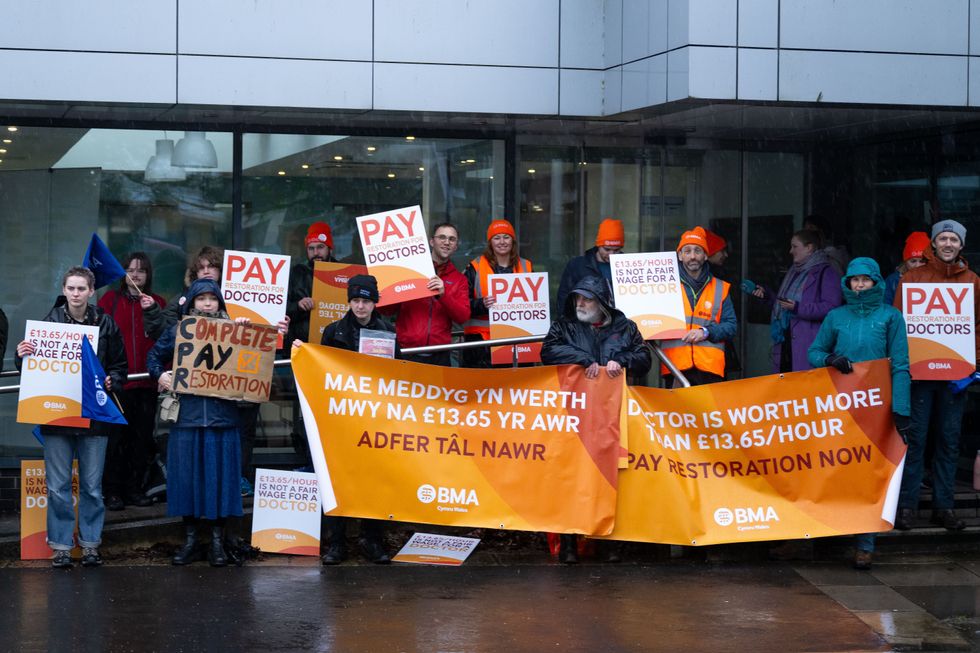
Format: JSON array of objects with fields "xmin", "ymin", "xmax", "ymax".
[
  {"xmin": 209, "ymin": 527, "xmax": 228, "ymax": 567},
  {"xmin": 81, "ymin": 547, "xmax": 102, "ymax": 567},
  {"xmin": 853, "ymin": 550, "xmax": 873, "ymax": 571},
  {"xmin": 558, "ymin": 535, "xmax": 578, "ymax": 564},
  {"xmin": 359, "ymin": 538, "xmax": 390, "ymax": 564},
  {"xmin": 125, "ymin": 493, "xmax": 153, "ymax": 507},
  {"xmin": 172, "ymin": 519, "xmax": 202, "ymax": 566},
  {"xmin": 895, "ymin": 508, "xmax": 914, "ymax": 530},
  {"xmin": 320, "ymin": 544, "xmax": 348, "ymax": 566},
  {"xmin": 51, "ymin": 550, "xmax": 73, "ymax": 569},
  {"xmin": 931, "ymin": 509, "xmax": 966, "ymax": 531},
  {"xmin": 105, "ymin": 495, "xmax": 125, "ymax": 511},
  {"xmin": 599, "ymin": 541, "xmax": 622, "ymax": 563}
]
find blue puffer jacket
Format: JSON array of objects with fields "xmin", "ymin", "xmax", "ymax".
[
  {"xmin": 146, "ymin": 279, "xmax": 240, "ymax": 428},
  {"xmin": 807, "ymin": 257, "xmax": 910, "ymax": 416}
]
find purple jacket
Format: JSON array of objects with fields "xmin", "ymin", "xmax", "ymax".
[{"xmin": 764, "ymin": 262, "xmax": 843, "ymax": 372}]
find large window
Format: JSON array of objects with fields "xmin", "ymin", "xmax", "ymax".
[{"xmin": 0, "ymin": 126, "xmax": 233, "ymax": 460}]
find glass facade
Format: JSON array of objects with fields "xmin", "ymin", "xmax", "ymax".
[{"xmin": 2, "ymin": 122, "xmax": 980, "ymax": 464}]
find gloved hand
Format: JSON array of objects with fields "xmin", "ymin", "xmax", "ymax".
[
  {"xmin": 740, "ymin": 279, "xmax": 757, "ymax": 294},
  {"xmin": 950, "ymin": 371, "xmax": 980, "ymax": 395},
  {"xmin": 893, "ymin": 413, "xmax": 911, "ymax": 444},
  {"xmin": 825, "ymin": 354, "xmax": 853, "ymax": 374}
]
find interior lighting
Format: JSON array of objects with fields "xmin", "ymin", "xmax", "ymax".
[
  {"xmin": 0, "ymin": 149, "xmax": 6, "ymax": 154},
  {"xmin": 2, "ymin": 139, "xmax": 10, "ymax": 144},
  {"xmin": 418, "ymin": 167, "xmax": 424, "ymax": 171},
  {"xmin": 144, "ymin": 139, "xmax": 187, "ymax": 183},
  {"xmin": 527, "ymin": 169, "xmax": 536, "ymax": 174},
  {"xmin": 465, "ymin": 159, "xmax": 476, "ymax": 163},
  {"xmin": 366, "ymin": 146, "xmax": 377, "ymax": 152},
  {"xmin": 277, "ymin": 170, "xmax": 286, "ymax": 176},
  {"xmin": 172, "ymin": 131, "xmax": 218, "ymax": 168},
  {"xmin": 387, "ymin": 173, "xmax": 396, "ymax": 178},
  {"xmin": 301, "ymin": 164, "xmax": 310, "ymax": 169},
  {"xmin": 6, "ymin": 126, "xmax": 17, "ymax": 132},
  {"xmin": 333, "ymin": 155, "xmax": 343, "ymax": 161},
  {"xmin": 405, "ymin": 136, "xmax": 416, "ymax": 141}
]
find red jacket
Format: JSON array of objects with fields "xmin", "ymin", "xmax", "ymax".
[
  {"xmin": 98, "ymin": 289, "xmax": 166, "ymax": 390},
  {"xmin": 383, "ymin": 261, "xmax": 470, "ymax": 348}
]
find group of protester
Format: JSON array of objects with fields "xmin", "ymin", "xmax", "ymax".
[{"xmin": 11, "ymin": 212, "xmax": 978, "ymax": 571}]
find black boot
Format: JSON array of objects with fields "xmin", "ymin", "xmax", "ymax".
[
  {"xmin": 172, "ymin": 517, "xmax": 202, "ymax": 566},
  {"xmin": 209, "ymin": 523, "xmax": 228, "ymax": 567},
  {"xmin": 558, "ymin": 535, "xmax": 578, "ymax": 564}
]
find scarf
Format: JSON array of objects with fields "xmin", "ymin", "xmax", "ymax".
[{"xmin": 770, "ymin": 249, "xmax": 829, "ymax": 344}]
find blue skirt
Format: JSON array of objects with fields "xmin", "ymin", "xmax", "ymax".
[{"xmin": 167, "ymin": 426, "xmax": 243, "ymax": 519}]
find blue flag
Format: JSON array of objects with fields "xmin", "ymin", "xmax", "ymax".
[
  {"xmin": 82, "ymin": 233, "xmax": 126, "ymax": 289},
  {"xmin": 80, "ymin": 337, "xmax": 127, "ymax": 425}
]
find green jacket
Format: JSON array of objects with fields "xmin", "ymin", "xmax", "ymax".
[{"xmin": 807, "ymin": 257, "xmax": 910, "ymax": 416}]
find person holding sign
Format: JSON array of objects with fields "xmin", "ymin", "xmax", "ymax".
[
  {"xmin": 286, "ymin": 222, "xmax": 337, "ymax": 348},
  {"xmin": 157, "ymin": 246, "xmax": 224, "ymax": 335},
  {"xmin": 808, "ymin": 257, "xmax": 911, "ymax": 569},
  {"xmin": 381, "ymin": 222, "xmax": 470, "ymax": 367},
  {"xmin": 557, "ymin": 218, "xmax": 624, "ymax": 310},
  {"xmin": 893, "ymin": 220, "xmax": 980, "ymax": 531},
  {"xmin": 541, "ymin": 275, "xmax": 651, "ymax": 563},
  {"xmin": 98, "ymin": 252, "xmax": 166, "ymax": 510},
  {"xmin": 745, "ymin": 229, "xmax": 842, "ymax": 373},
  {"xmin": 660, "ymin": 227, "xmax": 736, "ymax": 387},
  {"xmin": 147, "ymin": 278, "xmax": 253, "ymax": 567},
  {"xmin": 15, "ymin": 266, "xmax": 128, "ymax": 569},
  {"xmin": 294, "ymin": 274, "xmax": 396, "ymax": 564},
  {"xmin": 462, "ymin": 219, "xmax": 533, "ymax": 368}
]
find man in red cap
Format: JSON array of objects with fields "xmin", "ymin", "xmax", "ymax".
[
  {"xmin": 659, "ymin": 226, "xmax": 737, "ymax": 387},
  {"xmin": 286, "ymin": 221, "xmax": 337, "ymax": 349},
  {"xmin": 557, "ymin": 218, "xmax": 624, "ymax": 310}
]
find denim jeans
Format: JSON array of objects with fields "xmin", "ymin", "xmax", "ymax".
[
  {"xmin": 899, "ymin": 381, "xmax": 966, "ymax": 511},
  {"xmin": 43, "ymin": 433, "xmax": 108, "ymax": 550},
  {"xmin": 855, "ymin": 533, "xmax": 876, "ymax": 553}
]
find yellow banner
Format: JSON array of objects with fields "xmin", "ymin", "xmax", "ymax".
[
  {"xmin": 292, "ymin": 344, "xmax": 622, "ymax": 535},
  {"xmin": 611, "ymin": 360, "xmax": 906, "ymax": 545}
]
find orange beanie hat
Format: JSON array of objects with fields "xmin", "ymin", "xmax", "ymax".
[
  {"xmin": 677, "ymin": 226, "xmax": 708, "ymax": 252},
  {"xmin": 595, "ymin": 218, "xmax": 624, "ymax": 248},
  {"xmin": 903, "ymin": 231, "xmax": 930, "ymax": 261},
  {"xmin": 704, "ymin": 230, "xmax": 727, "ymax": 256},
  {"xmin": 486, "ymin": 219, "xmax": 516, "ymax": 241},
  {"xmin": 306, "ymin": 221, "xmax": 333, "ymax": 249}
]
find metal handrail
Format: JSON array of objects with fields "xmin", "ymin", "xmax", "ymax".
[{"xmin": 0, "ymin": 335, "xmax": 689, "ymax": 393}]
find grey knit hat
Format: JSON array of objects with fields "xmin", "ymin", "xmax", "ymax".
[{"xmin": 932, "ymin": 219, "xmax": 966, "ymax": 245}]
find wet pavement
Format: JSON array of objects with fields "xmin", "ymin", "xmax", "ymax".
[{"xmin": 0, "ymin": 561, "xmax": 925, "ymax": 652}]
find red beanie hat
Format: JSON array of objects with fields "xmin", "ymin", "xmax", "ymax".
[
  {"xmin": 677, "ymin": 226, "xmax": 708, "ymax": 252},
  {"xmin": 306, "ymin": 221, "xmax": 333, "ymax": 249},
  {"xmin": 903, "ymin": 231, "xmax": 930, "ymax": 261},
  {"xmin": 486, "ymin": 219, "xmax": 516, "ymax": 242},
  {"xmin": 595, "ymin": 218, "xmax": 625, "ymax": 248},
  {"xmin": 704, "ymin": 230, "xmax": 727, "ymax": 256}
]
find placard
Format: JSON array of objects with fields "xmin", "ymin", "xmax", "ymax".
[
  {"xmin": 610, "ymin": 252, "xmax": 687, "ymax": 340},
  {"xmin": 359, "ymin": 329, "xmax": 396, "ymax": 358},
  {"xmin": 222, "ymin": 250, "xmax": 290, "ymax": 347},
  {"xmin": 21, "ymin": 460, "xmax": 80, "ymax": 560},
  {"xmin": 250, "ymin": 468, "xmax": 321, "ymax": 556},
  {"xmin": 172, "ymin": 316, "xmax": 278, "ymax": 402},
  {"xmin": 17, "ymin": 321, "xmax": 99, "ymax": 427},
  {"xmin": 355, "ymin": 205, "xmax": 435, "ymax": 306},
  {"xmin": 392, "ymin": 532, "xmax": 480, "ymax": 565},
  {"xmin": 902, "ymin": 282, "xmax": 976, "ymax": 380},
  {"xmin": 488, "ymin": 272, "xmax": 550, "ymax": 365},
  {"xmin": 309, "ymin": 262, "xmax": 368, "ymax": 342}
]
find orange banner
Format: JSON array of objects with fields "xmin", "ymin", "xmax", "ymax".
[
  {"xmin": 291, "ymin": 344, "xmax": 622, "ymax": 535},
  {"xmin": 21, "ymin": 460, "xmax": 80, "ymax": 559},
  {"xmin": 610, "ymin": 360, "xmax": 906, "ymax": 545}
]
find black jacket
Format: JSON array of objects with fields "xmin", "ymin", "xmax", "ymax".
[
  {"xmin": 321, "ymin": 310, "xmax": 398, "ymax": 357},
  {"xmin": 541, "ymin": 276, "xmax": 651, "ymax": 376},
  {"xmin": 0, "ymin": 307, "xmax": 7, "ymax": 373},
  {"xmin": 16, "ymin": 302, "xmax": 128, "ymax": 436},
  {"xmin": 557, "ymin": 247, "xmax": 612, "ymax": 311},
  {"xmin": 288, "ymin": 257, "xmax": 337, "ymax": 346}
]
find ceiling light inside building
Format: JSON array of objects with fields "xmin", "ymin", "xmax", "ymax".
[
  {"xmin": 2, "ymin": 139, "xmax": 10, "ymax": 144},
  {"xmin": 418, "ymin": 166, "xmax": 424, "ymax": 171},
  {"xmin": 527, "ymin": 169, "xmax": 536, "ymax": 174},
  {"xmin": 277, "ymin": 170, "xmax": 286, "ymax": 176},
  {"xmin": 333, "ymin": 155, "xmax": 343, "ymax": 161},
  {"xmin": 405, "ymin": 136, "xmax": 415, "ymax": 141},
  {"xmin": 172, "ymin": 131, "xmax": 218, "ymax": 168},
  {"xmin": 387, "ymin": 173, "xmax": 396, "ymax": 178},
  {"xmin": 0, "ymin": 149, "xmax": 6, "ymax": 154},
  {"xmin": 144, "ymin": 139, "xmax": 187, "ymax": 183},
  {"xmin": 301, "ymin": 164, "xmax": 310, "ymax": 169},
  {"xmin": 6, "ymin": 126, "xmax": 17, "ymax": 132},
  {"xmin": 465, "ymin": 159, "xmax": 476, "ymax": 163},
  {"xmin": 366, "ymin": 146, "xmax": 377, "ymax": 152}
]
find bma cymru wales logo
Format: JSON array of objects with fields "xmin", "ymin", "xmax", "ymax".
[
  {"xmin": 714, "ymin": 506, "xmax": 779, "ymax": 530},
  {"xmin": 416, "ymin": 484, "xmax": 479, "ymax": 513}
]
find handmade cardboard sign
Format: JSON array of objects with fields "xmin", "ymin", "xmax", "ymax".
[{"xmin": 172, "ymin": 316, "xmax": 278, "ymax": 402}]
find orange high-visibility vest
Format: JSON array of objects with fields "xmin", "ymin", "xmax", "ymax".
[
  {"xmin": 660, "ymin": 276, "xmax": 729, "ymax": 377},
  {"xmin": 463, "ymin": 255, "xmax": 533, "ymax": 340}
]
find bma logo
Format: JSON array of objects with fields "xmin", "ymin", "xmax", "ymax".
[
  {"xmin": 96, "ymin": 390, "xmax": 108, "ymax": 406},
  {"xmin": 274, "ymin": 533, "xmax": 296, "ymax": 541},
  {"xmin": 43, "ymin": 401, "xmax": 67, "ymax": 411},
  {"xmin": 714, "ymin": 506, "xmax": 780, "ymax": 527},
  {"xmin": 928, "ymin": 362, "xmax": 952, "ymax": 370},
  {"xmin": 416, "ymin": 484, "xmax": 479, "ymax": 508},
  {"xmin": 395, "ymin": 283, "xmax": 415, "ymax": 293}
]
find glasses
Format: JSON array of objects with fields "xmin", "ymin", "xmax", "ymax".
[{"xmin": 433, "ymin": 235, "xmax": 458, "ymax": 243}]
